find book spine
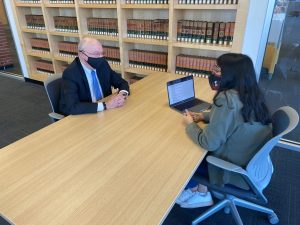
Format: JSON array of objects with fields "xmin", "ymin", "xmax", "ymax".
[
  {"xmin": 218, "ymin": 22, "xmax": 225, "ymax": 45},
  {"xmin": 224, "ymin": 22, "xmax": 231, "ymax": 45},
  {"xmin": 212, "ymin": 22, "xmax": 219, "ymax": 44},
  {"xmin": 206, "ymin": 22, "xmax": 214, "ymax": 44},
  {"xmin": 229, "ymin": 22, "xmax": 235, "ymax": 45}
]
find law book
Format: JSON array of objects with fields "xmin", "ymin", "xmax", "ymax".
[
  {"xmin": 103, "ymin": 46, "xmax": 120, "ymax": 64},
  {"xmin": 129, "ymin": 49, "xmax": 167, "ymax": 71},
  {"xmin": 187, "ymin": 20, "xmax": 193, "ymax": 42},
  {"xmin": 131, "ymin": 19, "xmax": 136, "ymax": 38},
  {"xmin": 112, "ymin": 19, "xmax": 118, "ymax": 36},
  {"xmin": 192, "ymin": 56, "xmax": 198, "ymax": 76},
  {"xmin": 53, "ymin": 16, "xmax": 59, "ymax": 31},
  {"xmin": 26, "ymin": 15, "xmax": 45, "ymax": 29},
  {"xmin": 127, "ymin": 19, "xmax": 133, "ymax": 37},
  {"xmin": 64, "ymin": 16, "xmax": 67, "ymax": 31},
  {"xmin": 175, "ymin": 55, "xmax": 181, "ymax": 74},
  {"xmin": 164, "ymin": 20, "xmax": 169, "ymax": 40},
  {"xmin": 206, "ymin": 22, "xmax": 214, "ymax": 44},
  {"xmin": 54, "ymin": 16, "xmax": 61, "ymax": 31},
  {"xmin": 36, "ymin": 60, "xmax": 54, "ymax": 75},
  {"xmin": 200, "ymin": 21, "xmax": 207, "ymax": 43},
  {"xmin": 177, "ymin": 20, "xmax": 183, "ymax": 41},
  {"xmin": 191, "ymin": 21, "xmax": 197, "ymax": 43},
  {"xmin": 152, "ymin": 20, "xmax": 160, "ymax": 39},
  {"xmin": 129, "ymin": 50, "xmax": 134, "ymax": 66},
  {"xmin": 72, "ymin": 17, "xmax": 78, "ymax": 32},
  {"xmin": 59, "ymin": 41, "xmax": 77, "ymax": 56},
  {"xmin": 224, "ymin": 22, "xmax": 231, "ymax": 45},
  {"xmin": 25, "ymin": 15, "xmax": 32, "ymax": 28},
  {"xmin": 144, "ymin": 20, "xmax": 152, "ymax": 39},
  {"xmin": 140, "ymin": 20, "xmax": 145, "ymax": 38},
  {"xmin": 212, "ymin": 22, "xmax": 219, "ymax": 44},
  {"xmin": 176, "ymin": 54, "xmax": 216, "ymax": 78},
  {"xmin": 187, "ymin": 55, "xmax": 192, "ymax": 75},
  {"xmin": 87, "ymin": 18, "xmax": 91, "ymax": 33},
  {"xmin": 30, "ymin": 38, "xmax": 50, "ymax": 52},
  {"xmin": 218, "ymin": 22, "xmax": 225, "ymax": 45},
  {"xmin": 229, "ymin": 22, "xmax": 235, "ymax": 45},
  {"xmin": 195, "ymin": 21, "xmax": 202, "ymax": 43},
  {"xmin": 38, "ymin": 15, "xmax": 45, "ymax": 29},
  {"xmin": 182, "ymin": 20, "xmax": 189, "ymax": 42},
  {"xmin": 196, "ymin": 56, "xmax": 201, "ymax": 77}
]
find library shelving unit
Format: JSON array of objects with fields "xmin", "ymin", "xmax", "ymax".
[{"xmin": 11, "ymin": 0, "xmax": 249, "ymax": 82}]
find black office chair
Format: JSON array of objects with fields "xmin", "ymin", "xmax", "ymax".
[
  {"xmin": 190, "ymin": 106, "xmax": 299, "ymax": 225},
  {"xmin": 44, "ymin": 74, "xmax": 65, "ymax": 123}
]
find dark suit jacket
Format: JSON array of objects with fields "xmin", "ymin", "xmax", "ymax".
[{"xmin": 59, "ymin": 57, "xmax": 129, "ymax": 115}]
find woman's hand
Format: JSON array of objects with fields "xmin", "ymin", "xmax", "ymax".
[
  {"xmin": 189, "ymin": 111, "xmax": 205, "ymax": 123},
  {"xmin": 183, "ymin": 110, "xmax": 194, "ymax": 125}
]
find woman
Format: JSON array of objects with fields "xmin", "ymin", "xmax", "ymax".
[{"xmin": 177, "ymin": 53, "xmax": 272, "ymax": 209}]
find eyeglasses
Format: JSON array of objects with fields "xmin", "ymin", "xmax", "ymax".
[
  {"xmin": 211, "ymin": 64, "xmax": 221, "ymax": 76},
  {"xmin": 80, "ymin": 50, "xmax": 104, "ymax": 58}
]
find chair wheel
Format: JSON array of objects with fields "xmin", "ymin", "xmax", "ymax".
[
  {"xmin": 224, "ymin": 206, "xmax": 230, "ymax": 214},
  {"xmin": 268, "ymin": 213, "xmax": 279, "ymax": 224}
]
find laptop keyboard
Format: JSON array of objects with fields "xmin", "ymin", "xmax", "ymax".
[{"xmin": 175, "ymin": 99, "xmax": 205, "ymax": 112}]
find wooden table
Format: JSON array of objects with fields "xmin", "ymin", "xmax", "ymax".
[{"xmin": 0, "ymin": 73, "xmax": 214, "ymax": 225}]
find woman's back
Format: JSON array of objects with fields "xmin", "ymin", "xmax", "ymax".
[{"xmin": 204, "ymin": 90, "xmax": 272, "ymax": 189}]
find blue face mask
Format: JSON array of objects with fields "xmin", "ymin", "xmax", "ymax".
[{"xmin": 208, "ymin": 72, "xmax": 221, "ymax": 90}]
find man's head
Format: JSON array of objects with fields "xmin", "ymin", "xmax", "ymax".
[{"xmin": 78, "ymin": 38, "xmax": 104, "ymax": 70}]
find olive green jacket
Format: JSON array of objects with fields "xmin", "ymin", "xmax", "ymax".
[{"xmin": 186, "ymin": 90, "xmax": 272, "ymax": 190}]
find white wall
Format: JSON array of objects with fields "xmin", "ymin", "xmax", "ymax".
[
  {"xmin": 3, "ymin": 0, "xmax": 28, "ymax": 78},
  {"xmin": 242, "ymin": 0, "xmax": 276, "ymax": 80}
]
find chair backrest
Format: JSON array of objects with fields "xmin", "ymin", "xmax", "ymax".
[
  {"xmin": 246, "ymin": 106, "xmax": 299, "ymax": 190},
  {"xmin": 44, "ymin": 74, "xmax": 62, "ymax": 113}
]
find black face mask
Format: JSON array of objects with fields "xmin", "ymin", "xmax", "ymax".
[
  {"xmin": 208, "ymin": 72, "xmax": 221, "ymax": 90},
  {"xmin": 81, "ymin": 51, "xmax": 106, "ymax": 69},
  {"xmin": 87, "ymin": 56, "xmax": 106, "ymax": 69}
]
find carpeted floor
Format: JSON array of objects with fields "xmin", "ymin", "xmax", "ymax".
[
  {"xmin": 0, "ymin": 75, "xmax": 51, "ymax": 148},
  {"xmin": 0, "ymin": 74, "xmax": 299, "ymax": 225},
  {"xmin": 163, "ymin": 146, "xmax": 300, "ymax": 225}
]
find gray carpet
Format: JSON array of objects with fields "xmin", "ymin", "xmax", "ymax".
[
  {"xmin": 163, "ymin": 147, "xmax": 300, "ymax": 225},
  {"xmin": 0, "ymin": 75, "xmax": 51, "ymax": 148},
  {"xmin": 0, "ymin": 74, "xmax": 299, "ymax": 225}
]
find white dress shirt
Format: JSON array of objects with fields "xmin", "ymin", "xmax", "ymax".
[{"xmin": 81, "ymin": 62, "xmax": 105, "ymax": 112}]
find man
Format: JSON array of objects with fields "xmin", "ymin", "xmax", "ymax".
[{"xmin": 59, "ymin": 38, "xmax": 129, "ymax": 115}]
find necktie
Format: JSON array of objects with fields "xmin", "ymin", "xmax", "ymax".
[{"xmin": 91, "ymin": 70, "xmax": 102, "ymax": 100}]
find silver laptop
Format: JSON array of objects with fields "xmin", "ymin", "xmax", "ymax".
[{"xmin": 167, "ymin": 75, "xmax": 211, "ymax": 113}]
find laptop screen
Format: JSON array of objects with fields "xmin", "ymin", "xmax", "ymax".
[{"xmin": 167, "ymin": 76, "xmax": 195, "ymax": 106}]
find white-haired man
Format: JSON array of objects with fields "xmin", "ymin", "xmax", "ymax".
[{"xmin": 59, "ymin": 38, "xmax": 129, "ymax": 115}]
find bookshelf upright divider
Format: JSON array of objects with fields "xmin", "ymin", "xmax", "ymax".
[
  {"xmin": 117, "ymin": 0, "xmax": 126, "ymax": 78},
  {"xmin": 40, "ymin": 1, "xmax": 55, "ymax": 74},
  {"xmin": 11, "ymin": 0, "xmax": 249, "ymax": 83}
]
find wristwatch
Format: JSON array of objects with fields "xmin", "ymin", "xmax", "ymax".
[{"xmin": 103, "ymin": 102, "xmax": 107, "ymax": 110}]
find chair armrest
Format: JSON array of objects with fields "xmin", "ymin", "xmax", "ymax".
[
  {"xmin": 49, "ymin": 112, "xmax": 65, "ymax": 120},
  {"xmin": 206, "ymin": 156, "xmax": 247, "ymax": 176}
]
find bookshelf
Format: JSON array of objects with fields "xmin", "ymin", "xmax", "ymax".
[{"xmin": 11, "ymin": 0, "xmax": 249, "ymax": 82}]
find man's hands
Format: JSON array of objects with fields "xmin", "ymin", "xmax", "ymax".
[
  {"xmin": 105, "ymin": 92, "xmax": 127, "ymax": 110},
  {"xmin": 183, "ymin": 110, "xmax": 205, "ymax": 125}
]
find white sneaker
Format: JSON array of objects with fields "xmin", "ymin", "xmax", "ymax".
[
  {"xmin": 180, "ymin": 192, "xmax": 214, "ymax": 208},
  {"xmin": 175, "ymin": 189, "xmax": 195, "ymax": 205}
]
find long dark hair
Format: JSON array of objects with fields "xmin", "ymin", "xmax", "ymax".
[{"xmin": 213, "ymin": 53, "xmax": 271, "ymax": 125}]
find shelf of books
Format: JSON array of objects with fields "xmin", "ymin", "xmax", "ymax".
[
  {"xmin": 121, "ymin": 4, "xmax": 169, "ymax": 9},
  {"xmin": 12, "ymin": 0, "xmax": 249, "ymax": 83},
  {"xmin": 15, "ymin": 2, "xmax": 42, "ymax": 7}
]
